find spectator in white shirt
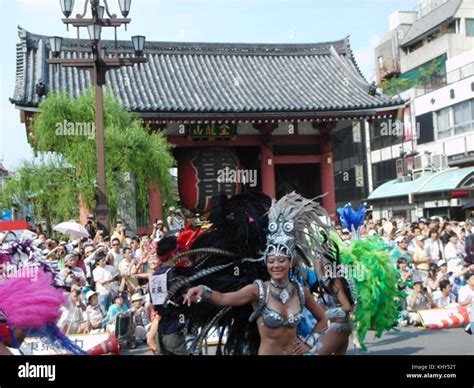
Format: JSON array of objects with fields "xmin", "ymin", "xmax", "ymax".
[
  {"xmin": 432, "ymin": 280, "xmax": 456, "ymax": 307},
  {"xmin": 58, "ymin": 286, "xmax": 88, "ymax": 334},
  {"xmin": 444, "ymin": 235, "xmax": 463, "ymax": 261},
  {"xmin": 129, "ymin": 237, "xmax": 142, "ymax": 260},
  {"xmin": 458, "ymin": 272, "xmax": 474, "ymax": 307},
  {"xmin": 167, "ymin": 207, "xmax": 184, "ymax": 231},
  {"xmin": 93, "ymin": 254, "xmax": 120, "ymax": 314},
  {"xmin": 424, "ymin": 230, "xmax": 443, "ymax": 264},
  {"xmin": 107, "ymin": 238, "xmax": 123, "ymax": 269},
  {"xmin": 59, "ymin": 253, "xmax": 87, "ymax": 288},
  {"xmin": 118, "ymin": 247, "xmax": 136, "ymax": 276},
  {"xmin": 152, "ymin": 220, "xmax": 168, "ymax": 241},
  {"xmin": 85, "ymin": 290, "xmax": 104, "ymax": 333}
]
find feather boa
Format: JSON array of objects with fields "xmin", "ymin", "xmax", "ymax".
[
  {"xmin": 0, "ymin": 270, "xmax": 65, "ymax": 329},
  {"xmin": 331, "ymin": 231, "xmax": 402, "ymax": 350}
]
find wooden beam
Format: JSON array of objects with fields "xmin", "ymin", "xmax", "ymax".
[
  {"xmin": 167, "ymin": 135, "xmax": 322, "ymax": 147},
  {"xmin": 167, "ymin": 136, "xmax": 263, "ymax": 147},
  {"xmin": 273, "ymin": 155, "xmax": 321, "ymax": 165}
]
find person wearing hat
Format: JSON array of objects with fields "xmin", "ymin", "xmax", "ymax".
[
  {"xmin": 412, "ymin": 235, "xmax": 430, "ymax": 282},
  {"xmin": 390, "ymin": 236, "xmax": 410, "ymax": 266},
  {"xmin": 59, "ymin": 252, "xmax": 87, "ymax": 288},
  {"xmin": 130, "ymin": 293, "xmax": 151, "ymax": 343},
  {"xmin": 407, "ymin": 274, "xmax": 436, "ymax": 325},
  {"xmin": 167, "ymin": 207, "xmax": 184, "ymax": 231},
  {"xmin": 436, "ymin": 260, "xmax": 449, "ymax": 283},
  {"xmin": 152, "ymin": 219, "xmax": 168, "ymax": 241},
  {"xmin": 85, "ymin": 290, "xmax": 104, "ymax": 333}
]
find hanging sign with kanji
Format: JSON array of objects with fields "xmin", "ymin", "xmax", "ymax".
[{"xmin": 187, "ymin": 123, "xmax": 236, "ymax": 140}]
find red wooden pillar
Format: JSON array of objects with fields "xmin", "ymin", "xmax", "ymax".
[
  {"xmin": 79, "ymin": 193, "xmax": 89, "ymax": 226},
  {"xmin": 260, "ymin": 143, "xmax": 276, "ymax": 198},
  {"xmin": 320, "ymin": 137, "xmax": 336, "ymax": 221},
  {"xmin": 149, "ymin": 182, "xmax": 163, "ymax": 224}
]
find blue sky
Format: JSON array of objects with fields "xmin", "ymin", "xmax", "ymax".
[{"xmin": 0, "ymin": 0, "xmax": 419, "ymax": 170}]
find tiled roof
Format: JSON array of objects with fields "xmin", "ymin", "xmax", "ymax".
[
  {"xmin": 401, "ymin": 0, "xmax": 462, "ymax": 48},
  {"xmin": 11, "ymin": 27, "xmax": 404, "ymax": 115}
]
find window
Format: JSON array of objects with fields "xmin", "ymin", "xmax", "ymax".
[
  {"xmin": 372, "ymin": 159, "xmax": 397, "ymax": 190},
  {"xmin": 453, "ymin": 100, "xmax": 472, "ymax": 134},
  {"xmin": 436, "ymin": 99, "xmax": 474, "ymax": 139},
  {"xmin": 466, "ymin": 19, "xmax": 474, "ymax": 37},
  {"xmin": 417, "ymin": 112, "xmax": 434, "ymax": 144},
  {"xmin": 437, "ymin": 107, "xmax": 451, "ymax": 139}
]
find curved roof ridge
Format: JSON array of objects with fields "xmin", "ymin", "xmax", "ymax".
[{"xmin": 17, "ymin": 26, "xmax": 348, "ymax": 56}]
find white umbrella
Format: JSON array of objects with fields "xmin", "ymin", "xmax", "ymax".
[{"xmin": 53, "ymin": 221, "xmax": 89, "ymax": 238}]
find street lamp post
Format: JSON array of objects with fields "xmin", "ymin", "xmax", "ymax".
[{"xmin": 47, "ymin": 0, "xmax": 147, "ymax": 230}]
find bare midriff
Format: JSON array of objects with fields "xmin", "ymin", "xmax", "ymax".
[{"xmin": 257, "ymin": 324, "xmax": 298, "ymax": 355}]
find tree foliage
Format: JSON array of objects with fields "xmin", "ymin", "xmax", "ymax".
[
  {"xmin": 2, "ymin": 88, "xmax": 175, "ymax": 230},
  {"xmin": 0, "ymin": 159, "xmax": 78, "ymax": 236}
]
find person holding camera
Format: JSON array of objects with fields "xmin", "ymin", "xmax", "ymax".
[
  {"xmin": 45, "ymin": 243, "xmax": 68, "ymax": 272},
  {"xmin": 152, "ymin": 220, "xmax": 168, "ymax": 241},
  {"xmin": 84, "ymin": 214, "xmax": 98, "ymax": 238},
  {"xmin": 167, "ymin": 207, "xmax": 184, "ymax": 231},
  {"xmin": 407, "ymin": 275, "xmax": 436, "ymax": 325},
  {"xmin": 59, "ymin": 252, "xmax": 87, "ymax": 288},
  {"xmin": 58, "ymin": 285, "xmax": 88, "ymax": 334}
]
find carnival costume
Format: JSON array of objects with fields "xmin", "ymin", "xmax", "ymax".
[
  {"xmin": 162, "ymin": 192, "xmax": 272, "ymax": 355},
  {"xmin": 333, "ymin": 203, "xmax": 402, "ymax": 350},
  {"xmin": 0, "ymin": 238, "xmax": 87, "ymax": 354}
]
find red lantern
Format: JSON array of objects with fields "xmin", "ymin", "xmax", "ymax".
[{"xmin": 178, "ymin": 148, "xmax": 242, "ymax": 213}]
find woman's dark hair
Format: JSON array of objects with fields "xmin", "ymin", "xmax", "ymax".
[
  {"xmin": 397, "ymin": 257, "xmax": 407, "ymax": 267},
  {"xmin": 439, "ymin": 279, "xmax": 450, "ymax": 291}
]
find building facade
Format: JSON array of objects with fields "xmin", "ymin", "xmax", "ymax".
[{"xmin": 370, "ymin": 0, "xmax": 474, "ymax": 221}]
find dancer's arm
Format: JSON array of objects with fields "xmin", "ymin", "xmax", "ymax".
[
  {"xmin": 184, "ymin": 284, "xmax": 258, "ymax": 307},
  {"xmin": 303, "ymin": 287, "xmax": 328, "ymax": 333}
]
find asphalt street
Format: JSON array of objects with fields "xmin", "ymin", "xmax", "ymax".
[{"xmin": 123, "ymin": 326, "xmax": 473, "ymax": 355}]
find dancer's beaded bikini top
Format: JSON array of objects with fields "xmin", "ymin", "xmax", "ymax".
[{"xmin": 249, "ymin": 279, "xmax": 305, "ymax": 328}]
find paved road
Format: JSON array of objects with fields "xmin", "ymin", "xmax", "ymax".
[
  {"xmin": 123, "ymin": 326, "xmax": 473, "ymax": 355},
  {"xmin": 348, "ymin": 326, "xmax": 473, "ymax": 356}
]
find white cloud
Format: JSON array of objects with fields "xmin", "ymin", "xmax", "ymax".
[{"xmin": 353, "ymin": 34, "xmax": 381, "ymax": 83}]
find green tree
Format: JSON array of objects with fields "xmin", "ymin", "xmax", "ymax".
[
  {"xmin": 2, "ymin": 89, "xmax": 175, "ymax": 231},
  {"xmin": 0, "ymin": 159, "xmax": 78, "ymax": 236}
]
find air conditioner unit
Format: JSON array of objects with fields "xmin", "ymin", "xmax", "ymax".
[
  {"xmin": 397, "ymin": 175, "xmax": 412, "ymax": 183},
  {"xmin": 413, "ymin": 154, "xmax": 430, "ymax": 170},
  {"xmin": 431, "ymin": 154, "xmax": 448, "ymax": 170}
]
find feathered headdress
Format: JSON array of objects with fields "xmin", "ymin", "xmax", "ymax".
[
  {"xmin": 264, "ymin": 192, "xmax": 334, "ymax": 272},
  {"xmin": 337, "ymin": 203, "xmax": 366, "ymax": 239}
]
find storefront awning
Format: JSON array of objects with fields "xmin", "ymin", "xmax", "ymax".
[{"xmin": 368, "ymin": 166, "xmax": 474, "ymax": 201}]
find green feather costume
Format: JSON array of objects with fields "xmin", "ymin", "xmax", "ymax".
[{"xmin": 329, "ymin": 231, "xmax": 403, "ymax": 350}]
